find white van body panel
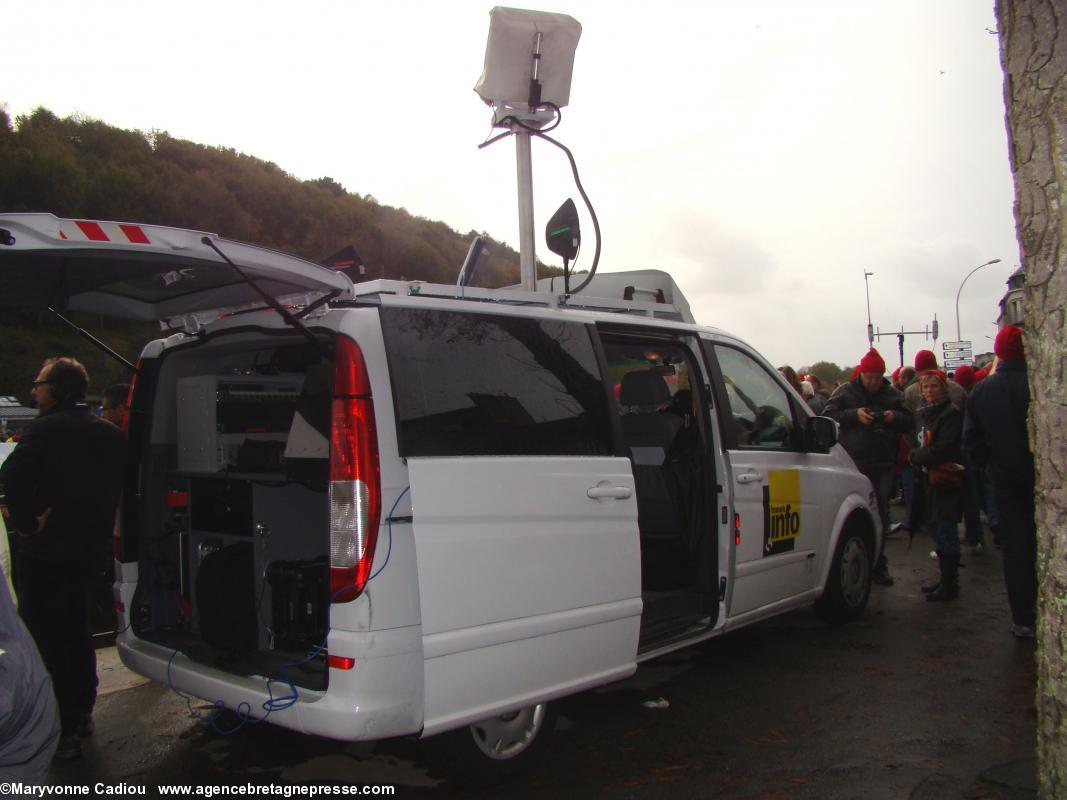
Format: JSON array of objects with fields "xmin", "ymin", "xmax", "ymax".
[
  {"xmin": 407, "ymin": 456, "xmax": 642, "ymax": 735},
  {"xmin": 0, "ymin": 214, "xmax": 882, "ymax": 761}
]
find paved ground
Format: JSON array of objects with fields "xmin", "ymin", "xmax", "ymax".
[{"xmin": 47, "ymin": 507, "xmax": 1038, "ymax": 798}]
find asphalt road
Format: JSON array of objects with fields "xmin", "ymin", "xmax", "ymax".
[{"xmin": 47, "ymin": 509, "xmax": 1038, "ymax": 799}]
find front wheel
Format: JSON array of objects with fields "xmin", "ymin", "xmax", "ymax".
[
  {"xmin": 814, "ymin": 523, "xmax": 873, "ymax": 624},
  {"xmin": 421, "ymin": 702, "xmax": 557, "ymax": 787}
]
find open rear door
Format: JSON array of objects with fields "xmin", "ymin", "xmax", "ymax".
[
  {"xmin": 0, "ymin": 213, "xmax": 353, "ymax": 324},
  {"xmin": 409, "ymin": 456, "xmax": 642, "ymax": 736}
]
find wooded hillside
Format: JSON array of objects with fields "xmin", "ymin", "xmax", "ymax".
[{"xmin": 0, "ymin": 108, "xmax": 536, "ymax": 402}]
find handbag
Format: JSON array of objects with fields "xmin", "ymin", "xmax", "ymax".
[{"xmin": 929, "ymin": 462, "xmax": 965, "ymax": 490}]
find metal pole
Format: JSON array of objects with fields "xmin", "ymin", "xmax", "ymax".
[
  {"xmin": 515, "ymin": 129, "xmax": 537, "ymax": 290},
  {"xmin": 955, "ymin": 258, "xmax": 1001, "ymax": 341},
  {"xmin": 863, "ymin": 271, "xmax": 874, "ymax": 345}
]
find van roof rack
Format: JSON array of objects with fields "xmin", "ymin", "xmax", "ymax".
[{"xmin": 343, "ymin": 269, "xmax": 695, "ymax": 324}]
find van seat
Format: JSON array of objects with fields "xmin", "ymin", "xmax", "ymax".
[{"xmin": 618, "ymin": 371, "xmax": 683, "ymax": 538}]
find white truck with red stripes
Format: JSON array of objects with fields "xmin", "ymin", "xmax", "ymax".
[{"xmin": 0, "ymin": 213, "xmax": 879, "ymax": 786}]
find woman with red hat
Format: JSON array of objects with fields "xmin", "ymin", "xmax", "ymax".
[
  {"xmin": 824, "ymin": 348, "xmax": 913, "ymax": 586},
  {"xmin": 909, "ymin": 369, "xmax": 966, "ymax": 601}
]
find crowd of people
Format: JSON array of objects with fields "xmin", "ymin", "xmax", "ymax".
[{"xmin": 779, "ymin": 323, "xmax": 1037, "ymax": 636}]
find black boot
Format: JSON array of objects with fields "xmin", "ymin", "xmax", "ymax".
[{"xmin": 926, "ymin": 554, "xmax": 959, "ymax": 602}]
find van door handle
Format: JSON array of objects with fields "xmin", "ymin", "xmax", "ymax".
[
  {"xmin": 736, "ymin": 471, "xmax": 764, "ymax": 484},
  {"xmin": 587, "ymin": 484, "xmax": 633, "ymax": 500}
]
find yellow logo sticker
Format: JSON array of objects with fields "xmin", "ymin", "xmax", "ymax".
[{"xmin": 763, "ymin": 469, "xmax": 802, "ymax": 555}]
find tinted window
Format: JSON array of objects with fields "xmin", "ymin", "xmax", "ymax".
[
  {"xmin": 381, "ymin": 308, "xmax": 613, "ymax": 457},
  {"xmin": 713, "ymin": 345, "xmax": 797, "ymax": 450}
]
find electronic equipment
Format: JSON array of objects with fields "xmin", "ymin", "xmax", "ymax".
[{"xmin": 177, "ymin": 375, "xmax": 301, "ymax": 473}]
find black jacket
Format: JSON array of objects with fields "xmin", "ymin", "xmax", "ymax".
[
  {"xmin": 0, "ymin": 402, "xmax": 126, "ymax": 562},
  {"xmin": 910, "ymin": 396, "xmax": 964, "ymax": 523},
  {"xmin": 823, "ymin": 378, "xmax": 912, "ymax": 471},
  {"xmin": 963, "ymin": 360, "xmax": 1034, "ymax": 499}
]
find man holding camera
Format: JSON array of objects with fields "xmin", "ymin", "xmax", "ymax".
[{"xmin": 824, "ymin": 348, "xmax": 912, "ymax": 586}]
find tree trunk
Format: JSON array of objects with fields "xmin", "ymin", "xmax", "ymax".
[{"xmin": 996, "ymin": 1, "xmax": 1067, "ymax": 796}]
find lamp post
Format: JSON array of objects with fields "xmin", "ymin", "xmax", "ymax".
[
  {"xmin": 863, "ymin": 271, "xmax": 874, "ymax": 345},
  {"xmin": 955, "ymin": 258, "xmax": 1001, "ymax": 342}
]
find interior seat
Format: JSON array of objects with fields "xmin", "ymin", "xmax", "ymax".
[{"xmin": 618, "ymin": 371, "xmax": 684, "ymax": 538}]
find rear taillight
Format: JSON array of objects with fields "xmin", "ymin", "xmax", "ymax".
[{"xmin": 329, "ymin": 335, "xmax": 381, "ymax": 603}]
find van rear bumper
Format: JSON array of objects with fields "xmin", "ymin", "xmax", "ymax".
[{"xmin": 116, "ymin": 625, "xmax": 424, "ymax": 741}]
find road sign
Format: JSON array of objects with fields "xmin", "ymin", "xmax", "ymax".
[
  {"xmin": 942, "ymin": 340, "xmax": 972, "ymax": 350},
  {"xmin": 942, "ymin": 348, "xmax": 973, "ymax": 359},
  {"xmin": 944, "ymin": 358, "xmax": 971, "ymax": 369}
]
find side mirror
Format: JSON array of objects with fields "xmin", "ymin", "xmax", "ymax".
[{"xmin": 806, "ymin": 416, "xmax": 838, "ymax": 453}]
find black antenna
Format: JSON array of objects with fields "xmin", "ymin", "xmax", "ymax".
[{"xmin": 201, "ymin": 237, "xmax": 332, "ymax": 359}]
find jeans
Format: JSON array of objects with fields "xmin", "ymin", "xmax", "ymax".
[
  {"xmin": 931, "ymin": 520, "xmax": 960, "ymax": 558},
  {"xmin": 902, "ymin": 463, "xmax": 923, "ymax": 530},
  {"xmin": 962, "ymin": 454, "xmax": 983, "ymax": 546},
  {"xmin": 861, "ymin": 466, "xmax": 893, "ymax": 571}
]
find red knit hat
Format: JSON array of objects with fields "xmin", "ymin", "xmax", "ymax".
[
  {"xmin": 858, "ymin": 348, "xmax": 886, "ymax": 375},
  {"xmin": 994, "ymin": 324, "xmax": 1025, "ymax": 361},
  {"xmin": 974, "ymin": 367, "xmax": 989, "ymax": 382},
  {"xmin": 953, "ymin": 364, "xmax": 976, "ymax": 389},
  {"xmin": 914, "ymin": 350, "xmax": 938, "ymax": 371},
  {"xmin": 891, "ymin": 366, "xmax": 902, "ymax": 382}
]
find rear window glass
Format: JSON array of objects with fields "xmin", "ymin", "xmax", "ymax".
[{"xmin": 381, "ymin": 307, "xmax": 613, "ymax": 457}]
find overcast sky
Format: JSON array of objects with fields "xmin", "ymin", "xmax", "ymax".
[{"xmin": 2, "ymin": 0, "xmax": 1020, "ymax": 370}]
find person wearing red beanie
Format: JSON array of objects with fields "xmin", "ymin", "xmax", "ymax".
[
  {"xmin": 823, "ymin": 348, "xmax": 913, "ymax": 586},
  {"xmin": 994, "ymin": 324, "xmax": 1025, "ymax": 361},
  {"xmin": 965, "ymin": 325, "xmax": 1036, "ymax": 637},
  {"xmin": 914, "ymin": 350, "xmax": 939, "ymax": 373},
  {"xmin": 946, "ymin": 362, "xmax": 983, "ymax": 550},
  {"xmin": 953, "ymin": 364, "xmax": 976, "ymax": 390},
  {"xmin": 858, "ymin": 348, "xmax": 886, "ymax": 375}
]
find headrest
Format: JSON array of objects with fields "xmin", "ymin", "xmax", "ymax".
[{"xmin": 619, "ymin": 371, "xmax": 670, "ymax": 406}]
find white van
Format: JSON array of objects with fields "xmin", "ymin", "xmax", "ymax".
[{"xmin": 0, "ymin": 213, "xmax": 879, "ymax": 785}]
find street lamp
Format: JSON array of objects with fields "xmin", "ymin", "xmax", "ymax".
[
  {"xmin": 955, "ymin": 258, "xmax": 1001, "ymax": 342},
  {"xmin": 863, "ymin": 271, "xmax": 874, "ymax": 345}
]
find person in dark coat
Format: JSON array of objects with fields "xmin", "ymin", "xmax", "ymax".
[
  {"xmin": 909, "ymin": 369, "xmax": 965, "ymax": 601},
  {"xmin": 823, "ymin": 348, "xmax": 913, "ymax": 586},
  {"xmin": 964, "ymin": 325, "xmax": 1036, "ymax": 638},
  {"xmin": 0, "ymin": 357, "xmax": 127, "ymax": 761}
]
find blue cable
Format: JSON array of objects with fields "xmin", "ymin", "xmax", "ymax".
[
  {"xmin": 369, "ymin": 486, "xmax": 409, "ymax": 582},
  {"xmin": 167, "ymin": 486, "xmax": 411, "ymax": 736}
]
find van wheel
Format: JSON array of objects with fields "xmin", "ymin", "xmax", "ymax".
[
  {"xmin": 422, "ymin": 702, "xmax": 557, "ymax": 787},
  {"xmin": 815, "ymin": 523, "xmax": 872, "ymax": 624}
]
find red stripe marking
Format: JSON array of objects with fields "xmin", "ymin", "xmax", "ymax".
[
  {"xmin": 119, "ymin": 224, "xmax": 150, "ymax": 244},
  {"xmin": 60, "ymin": 231, "xmax": 68, "ymax": 240},
  {"xmin": 75, "ymin": 221, "xmax": 109, "ymax": 241}
]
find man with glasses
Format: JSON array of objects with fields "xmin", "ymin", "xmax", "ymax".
[{"xmin": 0, "ymin": 357, "xmax": 126, "ymax": 762}]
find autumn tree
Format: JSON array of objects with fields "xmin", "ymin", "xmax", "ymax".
[{"xmin": 995, "ymin": 2, "xmax": 1067, "ymax": 796}]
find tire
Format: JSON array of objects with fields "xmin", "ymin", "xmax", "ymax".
[
  {"xmin": 421, "ymin": 702, "xmax": 557, "ymax": 787},
  {"xmin": 814, "ymin": 522, "xmax": 873, "ymax": 624}
]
